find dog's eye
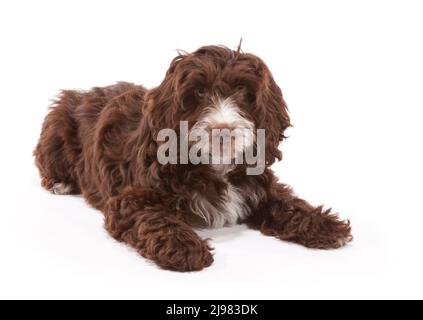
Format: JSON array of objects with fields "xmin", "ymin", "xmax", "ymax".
[
  {"xmin": 236, "ymin": 84, "xmax": 247, "ymax": 92},
  {"xmin": 195, "ymin": 87, "xmax": 207, "ymax": 98}
]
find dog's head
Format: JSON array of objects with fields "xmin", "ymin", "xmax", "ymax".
[{"xmin": 146, "ymin": 45, "xmax": 290, "ymax": 168}]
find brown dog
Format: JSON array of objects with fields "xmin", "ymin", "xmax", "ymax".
[{"xmin": 34, "ymin": 45, "xmax": 352, "ymax": 271}]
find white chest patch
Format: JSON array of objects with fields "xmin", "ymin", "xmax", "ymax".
[{"xmin": 190, "ymin": 182, "xmax": 250, "ymax": 228}]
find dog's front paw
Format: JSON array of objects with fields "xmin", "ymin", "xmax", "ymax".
[
  {"xmin": 152, "ymin": 232, "xmax": 214, "ymax": 272},
  {"xmin": 301, "ymin": 211, "xmax": 353, "ymax": 249}
]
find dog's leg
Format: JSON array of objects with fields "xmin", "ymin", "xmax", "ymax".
[
  {"xmin": 34, "ymin": 90, "xmax": 82, "ymax": 195},
  {"xmin": 104, "ymin": 189, "xmax": 214, "ymax": 272},
  {"xmin": 245, "ymin": 183, "xmax": 352, "ymax": 249}
]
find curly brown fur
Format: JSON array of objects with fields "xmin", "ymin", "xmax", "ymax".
[
  {"xmin": 34, "ymin": 45, "xmax": 352, "ymax": 272},
  {"xmin": 245, "ymin": 178, "xmax": 352, "ymax": 249},
  {"xmin": 105, "ymin": 189, "xmax": 213, "ymax": 271}
]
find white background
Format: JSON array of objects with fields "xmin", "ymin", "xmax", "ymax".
[{"xmin": 1, "ymin": 0, "xmax": 422, "ymax": 299}]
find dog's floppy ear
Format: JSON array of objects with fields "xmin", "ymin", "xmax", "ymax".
[
  {"xmin": 254, "ymin": 59, "xmax": 291, "ymax": 165},
  {"xmin": 151, "ymin": 49, "xmax": 189, "ymax": 104},
  {"xmin": 143, "ymin": 51, "xmax": 189, "ymax": 138},
  {"xmin": 166, "ymin": 50, "xmax": 188, "ymax": 76}
]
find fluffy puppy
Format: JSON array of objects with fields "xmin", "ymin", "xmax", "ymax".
[{"xmin": 34, "ymin": 45, "xmax": 352, "ymax": 271}]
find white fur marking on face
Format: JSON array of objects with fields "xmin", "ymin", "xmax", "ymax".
[
  {"xmin": 52, "ymin": 183, "xmax": 72, "ymax": 195},
  {"xmin": 204, "ymin": 97, "xmax": 248, "ymax": 125},
  {"xmin": 190, "ymin": 97, "xmax": 255, "ymax": 159}
]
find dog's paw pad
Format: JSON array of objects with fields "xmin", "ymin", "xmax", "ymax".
[{"xmin": 52, "ymin": 183, "xmax": 72, "ymax": 195}]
